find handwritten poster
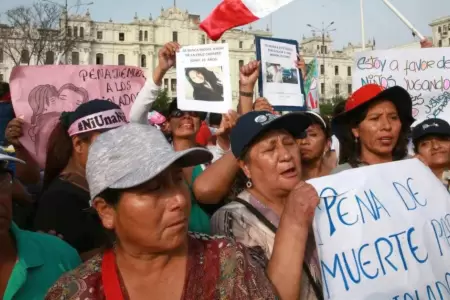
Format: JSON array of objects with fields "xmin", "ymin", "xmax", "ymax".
[
  {"xmin": 353, "ymin": 48, "xmax": 450, "ymax": 123},
  {"xmin": 308, "ymin": 159, "xmax": 450, "ymax": 300},
  {"xmin": 258, "ymin": 38, "xmax": 304, "ymax": 108},
  {"xmin": 9, "ymin": 65, "xmax": 146, "ymax": 168},
  {"xmin": 176, "ymin": 44, "xmax": 231, "ymax": 114}
]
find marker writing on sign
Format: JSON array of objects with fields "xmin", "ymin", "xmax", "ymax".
[{"xmin": 392, "ymin": 271, "xmax": 450, "ymax": 300}]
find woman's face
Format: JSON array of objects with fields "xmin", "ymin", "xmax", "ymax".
[
  {"xmin": 47, "ymin": 89, "xmax": 83, "ymax": 113},
  {"xmin": 352, "ymin": 100, "xmax": 402, "ymax": 159},
  {"xmin": 417, "ymin": 136, "xmax": 450, "ymax": 168},
  {"xmin": 242, "ymin": 129, "xmax": 301, "ymax": 193},
  {"xmin": 298, "ymin": 124, "xmax": 328, "ymax": 162},
  {"xmin": 100, "ymin": 166, "xmax": 190, "ymax": 252},
  {"xmin": 73, "ymin": 131, "xmax": 102, "ymax": 169},
  {"xmin": 169, "ymin": 111, "xmax": 201, "ymax": 139},
  {"xmin": 188, "ymin": 70, "xmax": 205, "ymax": 84}
]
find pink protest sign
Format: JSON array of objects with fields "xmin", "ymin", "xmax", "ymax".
[{"xmin": 9, "ymin": 65, "xmax": 146, "ymax": 168}]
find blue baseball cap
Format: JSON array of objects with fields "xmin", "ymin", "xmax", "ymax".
[{"xmin": 230, "ymin": 111, "xmax": 311, "ymax": 159}]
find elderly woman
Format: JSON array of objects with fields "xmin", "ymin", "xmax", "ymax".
[
  {"xmin": 331, "ymin": 84, "xmax": 414, "ymax": 173},
  {"xmin": 45, "ymin": 123, "xmax": 318, "ymax": 299},
  {"xmin": 211, "ymin": 111, "xmax": 323, "ymax": 300},
  {"xmin": 412, "ymin": 118, "xmax": 450, "ymax": 189},
  {"xmin": 298, "ymin": 111, "xmax": 333, "ymax": 180}
]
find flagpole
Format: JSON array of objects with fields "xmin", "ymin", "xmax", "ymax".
[
  {"xmin": 360, "ymin": 0, "xmax": 365, "ymax": 50},
  {"xmin": 382, "ymin": 0, "xmax": 425, "ymax": 41}
]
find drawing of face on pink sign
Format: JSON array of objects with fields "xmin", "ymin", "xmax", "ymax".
[{"xmin": 10, "ymin": 65, "xmax": 146, "ymax": 168}]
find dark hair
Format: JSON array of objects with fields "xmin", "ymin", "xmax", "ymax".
[
  {"xmin": 94, "ymin": 188, "xmax": 122, "ymax": 248},
  {"xmin": 332, "ymin": 100, "xmax": 347, "ymax": 118},
  {"xmin": 339, "ymin": 99, "xmax": 410, "ymax": 167},
  {"xmin": 209, "ymin": 113, "xmax": 222, "ymax": 127},
  {"xmin": 42, "ymin": 122, "xmax": 96, "ymax": 190},
  {"xmin": 168, "ymin": 98, "xmax": 207, "ymax": 121},
  {"xmin": 308, "ymin": 113, "xmax": 331, "ymax": 139}
]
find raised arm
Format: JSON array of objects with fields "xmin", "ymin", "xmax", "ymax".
[{"xmin": 129, "ymin": 42, "xmax": 180, "ymax": 124}]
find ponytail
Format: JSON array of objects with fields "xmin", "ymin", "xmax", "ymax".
[{"xmin": 43, "ymin": 122, "xmax": 73, "ymax": 191}]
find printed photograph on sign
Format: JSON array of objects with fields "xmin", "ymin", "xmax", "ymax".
[
  {"xmin": 9, "ymin": 65, "xmax": 146, "ymax": 168},
  {"xmin": 176, "ymin": 44, "xmax": 232, "ymax": 114},
  {"xmin": 184, "ymin": 66, "xmax": 224, "ymax": 102},
  {"xmin": 265, "ymin": 62, "xmax": 299, "ymax": 84},
  {"xmin": 259, "ymin": 38, "xmax": 304, "ymax": 107}
]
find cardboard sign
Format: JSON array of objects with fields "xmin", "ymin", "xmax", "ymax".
[
  {"xmin": 9, "ymin": 65, "xmax": 146, "ymax": 168},
  {"xmin": 308, "ymin": 159, "xmax": 450, "ymax": 299},
  {"xmin": 353, "ymin": 48, "xmax": 450, "ymax": 123}
]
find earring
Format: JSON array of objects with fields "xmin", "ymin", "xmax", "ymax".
[
  {"xmin": 354, "ymin": 137, "xmax": 359, "ymax": 144},
  {"xmin": 246, "ymin": 179, "xmax": 253, "ymax": 188}
]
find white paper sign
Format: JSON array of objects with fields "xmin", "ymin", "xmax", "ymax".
[
  {"xmin": 176, "ymin": 44, "xmax": 232, "ymax": 114},
  {"xmin": 260, "ymin": 39, "xmax": 304, "ymax": 107},
  {"xmin": 308, "ymin": 159, "xmax": 450, "ymax": 300},
  {"xmin": 353, "ymin": 48, "xmax": 450, "ymax": 124}
]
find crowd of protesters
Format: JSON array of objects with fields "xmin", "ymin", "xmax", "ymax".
[{"xmin": 0, "ymin": 36, "xmax": 449, "ymax": 300}]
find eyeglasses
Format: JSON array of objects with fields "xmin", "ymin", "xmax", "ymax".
[{"xmin": 0, "ymin": 171, "xmax": 12, "ymax": 193}]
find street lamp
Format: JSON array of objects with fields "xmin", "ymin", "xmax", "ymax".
[
  {"xmin": 307, "ymin": 21, "xmax": 336, "ymax": 102},
  {"xmin": 360, "ymin": 0, "xmax": 365, "ymax": 50}
]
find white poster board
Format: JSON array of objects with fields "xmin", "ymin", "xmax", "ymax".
[
  {"xmin": 353, "ymin": 48, "xmax": 450, "ymax": 124},
  {"xmin": 176, "ymin": 44, "xmax": 232, "ymax": 113},
  {"xmin": 308, "ymin": 159, "xmax": 450, "ymax": 300},
  {"xmin": 260, "ymin": 39, "xmax": 304, "ymax": 107}
]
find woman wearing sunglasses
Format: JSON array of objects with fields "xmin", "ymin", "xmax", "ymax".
[{"xmin": 129, "ymin": 42, "xmax": 227, "ymax": 234}]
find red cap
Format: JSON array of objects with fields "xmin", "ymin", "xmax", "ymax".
[{"xmin": 345, "ymin": 84, "xmax": 385, "ymax": 112}]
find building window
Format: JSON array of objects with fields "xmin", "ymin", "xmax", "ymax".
[
  {"xmin": 221, "ymin": 39, "xmax": 226, "ymax": 43},
  {"xmin": 0, "ymin": 74, "xmax": 3, "ymax": 82},
  {"xmin": 80, "ymin": 27, "xmax": 84, "ymax": 38},
  {"xmin": 21, "ymin": 50, "xmax": 29, "ymax": 63},
  {"xmin": 172, "ymin": 31, "xmax": 178, "ymax": 42},
  {"xmin": 347, "ymin": 66, "xmax": 351, "ymax": 76},
  {"xmin": 348, "ymin": 84, "xmax": 352, "ymax": 95},
  {"xmin": 335, "ymin": 83, "xmax": 340, "ymax": 95},
  {"xmin": 335, "ymin": 66, "xmax": 339, "ymax": 75},
  {"xmin": 119, "ymin": 32, "xmax": 125, "ymax": 41},
  {"xmin": 321, "ymin": 45, "xmax": 327, "ymax": 54},
  {"xmin": 444, "ymin": 25, "xmax": 448, "ymax": 33},
  {"xmin": 317, "ymin": 45, "xmax": 320, "ymax": 50},
  {"xmin": 171, "ymin": 79, "xmax": 177, "ymax": 92},
  {"xmin": 439, "ymin": 40, "xmax": 442, "ymax": 47},
  {"xmin": 239, "ymin": 41, "xmax": 243, "ymax": 49},
  {"xmin": 0, "ymin": 48, "xmax": 3, "ymax": 63},
  {"xmin": 74, "ymin": 26, "xmax": 78, "ymax": 37},
  {"xmin": 141, "ymin": 54, "xmax": 146, "ymax": 68},
  {"xmin": 97, "ymin": 31, "xmax": 103, "ymax": 40},
  {"xmin": 164, "ymin": 78, "xmax": 169, "ymax": 89},
  {"xmin": 144, "ymin": 31, "xmax": 148, "ymax": 41},
  {"xmin": 67, "ymin": 27, "xmax": 72, "ymax": 37},
  {"xmin": 118, "ymin": 54, "xmax": 125, "ymax": 65},
  {"xmin": 96, "ymin": 53, "xmax": 104, "ymax": 65},
  {"xmin": 201, "ymin": 35, "xmax": 206, "ymax": 44},
  {"xmin": 438, "ymin": 26, "xmax": 442, "ymax": 33},
  {"xmin": 45, "ymin": 51, "xmax": 54, "ymax": 65},
  {"xmin": 239, "ymin": 60, "xmax": 244, "ymax": 69},
  {"xmin": 139, "ymin": 30, "xmax": 143, "ymax": 41},
  {"xmin": 320, "ymin": 64, "xmax": 324, "ymax": 75},
  {"xmin": 72, "ymin": 52, "xmax": 79, "ymax": 65},
  {"xmin": 321, "ymin": 83, "xmax": 325, "ymax": 95}
]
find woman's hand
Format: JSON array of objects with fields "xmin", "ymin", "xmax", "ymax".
[
  {"xmin": 5, "ymin": 118, "xmax": 24, "ymax": 147},
  {"xmin": 253, "ymin": 97, "xmax": 275, "ymax": 113},
  {"xmin": 420, "ymin": 39, "xmax": 433, "ymax": 48},
  {"xmin": 153, "ymin": 42, "xmax": 180, "ymax": 85},
  {"xmin": 296, "ymin": 55, "xmax": 307, "ymax": 80},
  {"xmin": 283, "ymin": 181, "xmax": 320, "ymax": 229},
  {"xmin": 240, "ymin": 60, "xmax": 260, "ymax": 89},
  {"xmin": 216, "ymin": 110, "xmax": 239, "ymax": 138}
]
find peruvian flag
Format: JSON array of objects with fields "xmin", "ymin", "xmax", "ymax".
[{"xmin": 200, "ymin": 0, "xmax": 294, "ymax": 41}]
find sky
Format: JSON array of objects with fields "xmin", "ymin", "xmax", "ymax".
[{"xmin": 1, "ymin": 0, "xmax": 449, "ymax": 49}]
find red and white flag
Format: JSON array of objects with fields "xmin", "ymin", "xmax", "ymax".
[{"xmin": 200, "ymin": 0, "xmax": 294, "ymax": 41}]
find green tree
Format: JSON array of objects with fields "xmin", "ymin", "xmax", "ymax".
[
  {"xmin": 320, "ymin": 102, "xmax": 334, "ymax": 117},
  {"xmin": 152, "ymin": 88, "xmax": 171, "ymax": 112}
]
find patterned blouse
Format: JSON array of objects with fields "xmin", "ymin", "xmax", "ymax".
[
  {"xmin": 211, "ymin": 190, "xmax": 322, "ymax": 300},
  {"xmin": 45, "ymin": 233, "xmax": 278, "ymax": 300}
]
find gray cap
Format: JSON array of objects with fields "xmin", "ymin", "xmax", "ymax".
[{"xmin": 86, "ymin": 123, "xmax": 213, "ymax": 200}]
